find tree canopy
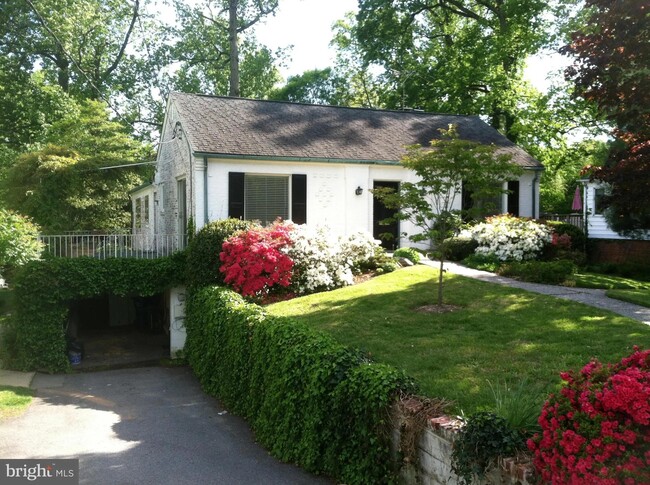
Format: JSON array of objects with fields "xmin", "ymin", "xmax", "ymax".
[
  {"xmin": 563, "ymin": 0, "xmax": 650, "ymax": 234},
  {"xmin": 354, "ymin": 0, "xmax": 561, "ymax": 140},
  {"xmin": 2, "ymin": 100, "xmax": 152, "ymax": 232},
  {"xmin": 170, "ymin": 0, "xmax": 282, "ymax": 98}
]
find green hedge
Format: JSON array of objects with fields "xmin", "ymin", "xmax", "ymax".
[
  {"xmin": 497, "ymin": 260, "xmax": 577, "ymax": 285},
  {"xmin": 185, "ymin": 286, "xmax": 416, "ymax": 484},
  {"xmin": 543, "ymin": 220, "xmax": 586, "ymax": 251},
  {"xmin": 443, "ymin": 237, "xmax": 479, "ymax": 261},
  {"xmin": 185, "ymin": 218, "xmax": 256, "ymax": 287},
  {"xmin": 3, "ymin": 255, "xmax": 185, "ymax": 372}
]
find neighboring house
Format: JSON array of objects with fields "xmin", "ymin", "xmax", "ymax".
[
  {"xmin": 583, "ymin": 180, "xmax": 620, "ymax": 240},
  {"xmin": 582, "ymin": 179, "xmax": 650, "ymax": 263},
  {"xmin": 149, "ymin": 93, "xmax": 544, "ymax": 250}
]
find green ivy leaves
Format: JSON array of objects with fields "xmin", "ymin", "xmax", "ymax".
[{"xmin": 185, "ymin": 286, "xmax": 416, "ymax": 484}]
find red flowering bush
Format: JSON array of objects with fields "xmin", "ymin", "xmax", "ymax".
[
  {"xmin": 528, "ymin": 347, "xmax": 650, "ymax": 484},
  {"xmin": 219, "ymin": 222, "xmax": 294, "ymax": 297},
  {"xmin": 551, "ymin": 232, "xmax": 572, "ymax": 250}
]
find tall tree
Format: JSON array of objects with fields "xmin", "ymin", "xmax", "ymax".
[
  {"xmin": 354, "ymin": 0, "xmax": 564, "ymax": 140},
  {"xmin": 510, "ymin": 79, "xmax": 609, "ymax": 213},
  {"xmin": 268, "ymin": 68, "xmax": 351, "ymax": 105},
  {"xmin": 373, "ymin": 125, "xmax": 520, "ymax": 305},
  {"xmin": 2, "ymin": 0, "xmax": 141, "ymax": 98},
  {"xmin": 2, "ymin": 100, "xmax": 152, "ymax": 232},
  {"xmin": 329, "ymin": 13, "xmax": 387, "ymax": 108},
  {"xmin": 172, "ymin": 0, "xmax": 280, "ymax": 98},
  {"xmin": 562, "ymin": 0, "xmax": 650, "ymax": 234},
  {"xmin": 0, "ymin": 0, "xmax": 173, "ymax": 141},
  {"xmin": 0, "ymin": 58, "xmax": 76, "ymax": 152}
]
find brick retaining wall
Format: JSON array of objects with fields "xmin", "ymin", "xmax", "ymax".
[
  {"xmin": 589, "ymin": 239, "xmax": 650, "ymax": 265},
  {"xmin": 392, "ymin": 406, "xmax": 535, "ymax": 484}
]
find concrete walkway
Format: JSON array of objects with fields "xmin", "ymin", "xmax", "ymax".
[
  {"xmin": 0, "ymin": 369, "xmax": 34, "ymax": 388},
  {"xmin": 423, "ymin": 259, "xmax": 650, "ymax": 325}
]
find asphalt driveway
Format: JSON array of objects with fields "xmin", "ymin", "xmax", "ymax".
[{"xmin": 0, "ymin": 366, "xmax": 330, "ymax": 484}]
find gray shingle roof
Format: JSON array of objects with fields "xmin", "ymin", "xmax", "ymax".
[{"xmin": 169, "ymin": 93, "xmax": 542, "ymax": 169}]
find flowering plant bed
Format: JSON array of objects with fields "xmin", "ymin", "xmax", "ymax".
[
  {"xmin": 470, "ymin": 214, "xmax": 551, "ymax": 261},
  {"xmin": 220, "ymin": 221, "xmax": 384, "ymax": 299},
  {"xmin": 528, "ymin": 347, "xmax": 650, "ymax": 484}
]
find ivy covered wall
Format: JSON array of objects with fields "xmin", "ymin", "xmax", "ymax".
[{"xmin": 1, "ymin": 255, "xmax": 185, "ymax": 372}]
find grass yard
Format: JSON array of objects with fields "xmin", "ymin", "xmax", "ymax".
[
  {"xmin": 0, "ymin": 385, "xmax": 33, "ymax": 420},
  {"xmin": 268, "ymin": 265, "xmax": 650, "ymax": 414},
  {"xmin": 606, "ymin": 289, "xmax": 650, "ymax": 308},
  {"xmin": 573, "ymin": 272, "xmax": 650, "ymax": 290},
  {"xmin": 573, "ymin": 273, "xmax": 650, "ymax": 308}
]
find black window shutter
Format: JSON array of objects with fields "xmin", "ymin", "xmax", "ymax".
[
  {"xmin": 507, "ymin": 180, "xmax": 520, "ymax": 216},
  {"xmin": 291, "ymin": 174, "xmax": 307, "ymax": 224},
  {"xmin": 228, "ymin": 172, "xmax": 245, "ymax": 219}
]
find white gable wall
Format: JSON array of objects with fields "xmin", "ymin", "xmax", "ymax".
[{"xmin": 154, "ymin": 100, "xmax": 199, "ymax": 239}]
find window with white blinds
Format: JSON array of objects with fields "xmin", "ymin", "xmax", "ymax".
[{"xmin": 244, "ymin": 174, "xmax": 289, "ymax": 225}]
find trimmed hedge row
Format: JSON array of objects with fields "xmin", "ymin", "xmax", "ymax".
[
  {"xmin": 185, "ymin": 286, "xmax": 416, "ymax": 484},
  {"xmin": 497, "ymin": 259, "xmax": 577, "ymax": 285},
  {"xmin": 2, "ymin": 255, "xmax": 185, "ymax": 372},
  {"xmin": 185, "ymin": 218, "xmax": 256, "ymax": 287}
]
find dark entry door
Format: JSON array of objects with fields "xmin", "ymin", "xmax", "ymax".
[{"xmin": 373, "ymin": 181, "xmax": 399, "ymax": 250}]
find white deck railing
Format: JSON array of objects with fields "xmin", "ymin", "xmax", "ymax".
[{"xmin": 39, "ymin": 233, "xmax": 187, "ymax": 259}]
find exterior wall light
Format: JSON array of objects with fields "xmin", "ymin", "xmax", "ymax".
[{"xmin": 355, "ymin": 186, "xmax": 363, "ymax": 196}]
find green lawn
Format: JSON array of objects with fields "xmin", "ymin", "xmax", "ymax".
[
  {"xmin": 268, "ymin": 265, "xmax": 650, "ymax": 414},
  {"xmin": 0, "ymin": 386, "xmax": 33, "ymax": 420},
  {"xmin": 606, "ymin": 289, "xmax": 650, "ymax": 308},
  {"xmin": 573, "ymin": 272, "xmax": 650, "ymax": 290},
  {"xmin": 572, "ymin": 273, "xmax": 650, "ymax": 308}
]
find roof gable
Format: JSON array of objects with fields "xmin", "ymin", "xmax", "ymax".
[{"xmin": 168, "ymin": 93, "xmax": 542, "ymax": 169}]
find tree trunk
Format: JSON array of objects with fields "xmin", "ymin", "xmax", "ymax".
[
  {"xmin": 437, "ymin": 257, "xmax": 444, "ymax": 306},
  {"xmin": 56, "ymin": 55, "xmax": 70, "ymax": 93},
  {"xmin": 228, "ymin": 0, "xmax": 240, "ymax": 97}
]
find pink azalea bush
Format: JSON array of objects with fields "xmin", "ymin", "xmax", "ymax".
[
  {"xmin": 219, "ymin": 222, "xmax": 294, "ymax": 297},
  {"xmin": 528, "ymin": 347, "xmax": 650, "ymax": 484},
  {"xmin": 219, "ymin": 221, "xmax": 381, "ymax": 298},
  {"xmin": 551, "ymin": 232, "xmax": 572, "ymax": 250}
]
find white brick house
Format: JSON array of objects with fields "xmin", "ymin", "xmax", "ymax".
[{"xmin": 146, "ymin": 93, "xmax": 544, "ymax": 250}]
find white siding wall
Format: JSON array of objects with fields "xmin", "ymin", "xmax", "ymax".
[
  {"xmin": 585, "ymin": 182, "xmax": 625, "ymax": 240},
  {"xmin": 204, "ymin": 158, "xmax": 427, "ymax": 248}
]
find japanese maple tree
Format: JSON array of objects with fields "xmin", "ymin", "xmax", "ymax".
[{"xmin": 562, "ymin": 0, "xmax": 650, "ymax": 235}]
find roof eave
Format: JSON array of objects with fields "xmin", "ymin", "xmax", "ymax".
[{"xmin": 193, "ymin": 152, "xmax": 402, "ymax": 166}]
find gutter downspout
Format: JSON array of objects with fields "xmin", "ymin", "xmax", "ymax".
[
  {"xmin": 532, "ymin": 170, "xmax": 541, "ymax": 219},
  {"xmin": 203, "ymin": 156, "xmax": 209, "ymax": 227}
]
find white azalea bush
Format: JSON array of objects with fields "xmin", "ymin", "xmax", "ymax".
[
  {"xmin": 286, "ymin": 224, "xmax": 381, "ymax": 294},
  {"xmin": 470, "ymin": 214, "xmax": 551, "ymax": 261}
]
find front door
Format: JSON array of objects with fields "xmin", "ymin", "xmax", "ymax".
[{"xmin": 373, "ymin": 181, "xmax": 400, "ymax": 251}]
